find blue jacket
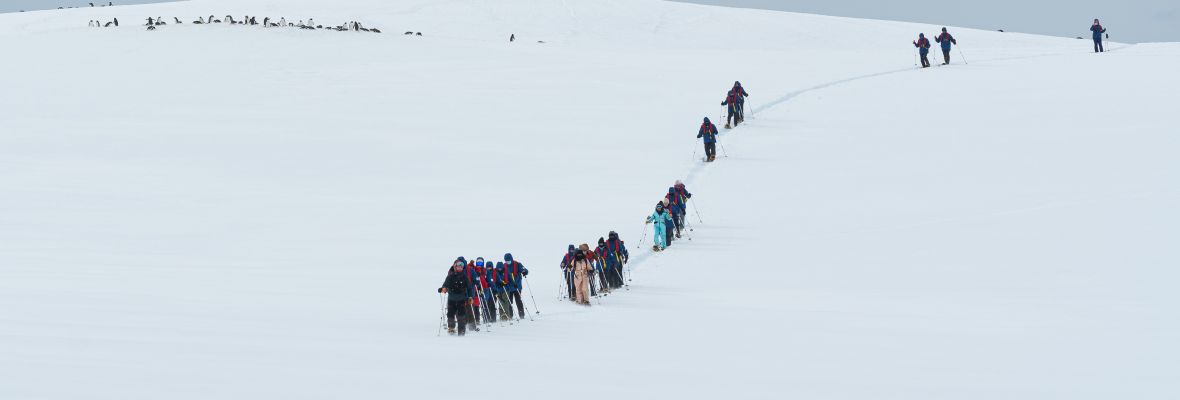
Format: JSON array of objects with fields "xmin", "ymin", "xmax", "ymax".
[
  {"xmin": 914, "ymin": 36, "xmax": 931, "ymax": 54},
  {"xmin": 486, "ymin": 265, "xmax": 505, "ymax": 293},
  {"xmin": 1091, "ymin": 24, "xmax": 1105, "ymax": 39},
  {"xmin": 503, "ymin": 260, "xmax": 528, "ymax": 292},
  {"xmin": 935, "ymin": 32, "xmax": 956, "ymax": 50},
  {"xmin": 698, "ymin": 120, "xmax": 718, "ymax": 143},
  {"xmin": 648, "ymin": 210, "xmax": 673, "ymax": 232},
  {"xmin": 603, "ymin": 239, "xmax": 629, "ymax": 265}
]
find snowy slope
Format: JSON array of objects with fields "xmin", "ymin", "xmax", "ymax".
[{"xmin": 1, "ymin": 0, "xmax": 1178, "ymax": 399}]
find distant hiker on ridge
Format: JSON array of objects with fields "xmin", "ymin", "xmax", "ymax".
[
  {"xmin": 1091, "ymin": 19, "xmax": 1107, "ymax": 53},
  {"xmin": 934, "ymin": 27, "xmax": 957, "ymax": 65},
  {"xmin": 914, "ymin": 33, "xmax": 932, "ymax": 68}
]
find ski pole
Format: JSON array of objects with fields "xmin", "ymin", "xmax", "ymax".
[
  {"xmin": 523, "ymin": 275, "xmax": 541, "ymax": 314},
  {"xmin": 719, "ymin": 141, "xmax": 729, "ymax": 158},
  {"xmin": 437, "ymin": 292, "xmax": 446, "ymax": 336},
  {"xmin": 690, "ymin": 197, "xmax": 704, "ymax": 223},
  {"xmin": 514, "ymin": 274, "xmax": 533, "ymax": 321},
  {"xmin": 957, "ymin": 45, "xmax": 968, "ymax": 65}
]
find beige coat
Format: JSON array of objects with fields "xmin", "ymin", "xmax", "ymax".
[{"xmin": 572, "ymin": 258, "xmax": 593, "ymax": 304}]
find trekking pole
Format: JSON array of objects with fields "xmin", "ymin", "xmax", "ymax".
[
  {"xmin": 437, "ymin": 292, "xmax": 446, "ymax": 336},
  {"xmin": 690, "ymin": 197, "xmax": 704, "ymax": 223},
  {"xmin": 957, "ymin": 45, "xmax": 968, "ymax": 65},
  {"xmin": 523, "ymin": 275, "xmax": 541, "ymax": 314},
  {"xmin": 718, "ymin": 141, "xmax": 729, "ymax": 158},
  {"xmin": 691, "ymin": 140, "xmax": 699, "ymax": 162},
  {"xmin": 515, "ymin": 275, "xmax": 534, "ymax": 321},
  {"xmin": 638, "ymin": 221, "xmax": 649, "ymax": 246}
]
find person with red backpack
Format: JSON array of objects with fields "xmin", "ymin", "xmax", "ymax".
[
  {"xmin": 559, "ymin": 245, "xmax": 577, "ymax": 301},
  {"xmin": 914, "ymin": 33, "xmax": 932, "ymax": 68},
  {"xmin": 720, "ymin": 88, "xmax": 743, "ymax": 128},
  {"xmin": 464, "ymin": 258, "xmax": 486, "ymax": 330},
  {"xmin": 671, "ymin": 181, "xmax": 693, "ymax": 237},
  {"xmin": 603, "ymin": 231, "xmax": 629, "ymax": 288},
  {"xmin": 731, "ymin": 81, "xmax": 749, "ymax": 123},
  {"xmin": 698, "ymin": 117, "xmax": 719, "ymax": 162},
  {"xmin": 1091, "ymin": 19, "xmax": 1107, "ymax": 53},
  {"xmin": 503, "ymin": 253, "xmax": 528, "ymax": 317},
  {"xmin": 934, "ymin": 28, "xmax": 958, "ymax": 65}
]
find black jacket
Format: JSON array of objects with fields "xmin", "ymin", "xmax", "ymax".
[{"xmin": 441, "ymin": 271, "xmax": 470, "ymax": 302}]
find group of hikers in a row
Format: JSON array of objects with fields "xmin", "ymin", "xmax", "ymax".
[
  {"xmin": 438, "ymin": 254, "xmax": 532, "ymax": 336},
  {"xmin": 696, "ymin": 80, "xmax": 749, "ymax": 163},
  {"xmin": 912, "ymin": 19, "xmax": 1111, "ymax": 68},
  {"xmin": 559, "ymin": 231, "xmax": 632, "ymax": 306}
]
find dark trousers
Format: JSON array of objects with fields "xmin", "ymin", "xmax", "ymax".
[
  {"xmin": 1094, "ymin": 39, "xmax": 1104, "ymax": 52},
  {"xmin": 496, "ymin": 292, "xmax": 513, "ymax": 319},
  {"xmin": 468, "ymin": 300, "xmax": 481, "ymax": 325},
  {"xmin": 446, "ymin": 299, "xmax": 468, "ymax": 335},
  {"xmin": 727, "ymin": 109, "xmax": 738, "ymax": 126},
  {"xmin": 704, "ymin": 142, "xmax": 716, "ymax": 159},
  {"xmin": 942, "ymin": 49, "xmax": 951, "ymax": 64},
  {"xmin": 509, "ymin": 291, "xmax": 525, "ymax": 316},
  {"xmin": 736, "ymin": 102, "xmax": 745, "ymax": 122},
  {"xmin": 920, "ymin": 52, "xmax": 930, "ymax": 67}
]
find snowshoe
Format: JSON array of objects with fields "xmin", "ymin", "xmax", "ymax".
[
  {"xmin": 447, "ymin": 327, "xmax": 456, "ymax": 335},
  {"xmin": 724, "ymin": 124, "xmax": 732, "ymax": 129},
  {"xmin": 652, "ymin": 245, "xmax": 660, "ymax": 251}
]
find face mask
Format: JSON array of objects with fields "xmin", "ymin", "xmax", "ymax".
[{"xmin": 476, "ymin": 261, "xmax": 484, "ymax": 267}]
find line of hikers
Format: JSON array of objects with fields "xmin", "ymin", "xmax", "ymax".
[
  {"xmin": 438, "ymin": 254, "xmax": 531, "ymax": 336},
  {"xmin": 697, "ymin": 80, "xmax": 748, "ymax": 162},
  {"xmin": 914, "ymin": 19, "xmax": 1111, "ymax": 68},
  {"xmin": 559, "ymin": 230, "xmax": 632, "ymax": 306},
  {"xmin": 913, "ymin": 27, "xmax": 958, "ymax": 68}
]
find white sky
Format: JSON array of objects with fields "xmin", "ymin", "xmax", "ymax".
[{"xmin": 675, "ymin": 0, "xmax": 1180, "ymax": 43}]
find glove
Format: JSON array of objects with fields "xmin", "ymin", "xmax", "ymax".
[{"xmin": 439, "ymin": 288, "xmax": 446, "ymax": 293}]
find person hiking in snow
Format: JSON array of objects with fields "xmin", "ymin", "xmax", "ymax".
[
  {"xmin": 914, "ymin": 33, "xmax": 932, "ymax": 68},
  {"xmin": 482, "ymin": 260, "xmax": 499, "ymax": 321},
  {"xmin": 934, "ymin": 27, "xmax": 957, "ymax": 65},
  {"xmin": 665, "ymin": 187, "xmax": 688, "ymax": 238},
  {"xmin": 1091, "ymin": 19, "xmax": 1107, "ymax": 53},
  {"xmin": 578, "ymin": 243, "xmax": 599, "ymax": 297},
  {"xmin": 673, "ymin": 180, "xmax": 692, "ymax": 227},
  {"xmin": 492, "ymin": 262, "xmax": 514, "ymax": 320},
  {"xmin": 698, "ymin": 117, "xmax": 719, "ymax": 162},
  {"xmin": 473, "ymin": 257, "xmax": 496, "ymax": 323},
  {"xmin": 603, "ymin": 231, "xmax": 629, "ymax": 288},
  {"xmin": 464, "ymin": 258, "xmax": 484, "ymax": 329},
  {"xmin": 571, "ymin": 246, "xmax": 594, "ymax": 305},
  {"xmin": 660, "ymin": 199, "xmax": 675, "ymax": 247},
  {"xmin": 646, "ymin": 202, "xmax": 673, "ymax": 252},
  {"xmin": 503, "ymin": 253, "xmax": 528, "ymax": 317},
  {"xmin": 721, "ymin": 88, "xmax": 743, "ymax": 128},
  {"xmin": 732, "ymin": 81, "xmax": 749, "ymax": 123},
  {"xmin": 594, "ymin": 238, "xmax": 611, "ymax": 294},
  {"xmin": 439, "ymin": 259, "xmax": 471, "ymax": 336},
  {"xmin": 560, "ymin": 244, "xmax": 577, "ymax": 300}
]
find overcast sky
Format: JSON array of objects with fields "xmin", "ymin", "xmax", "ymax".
[
  {"xmin": 4, "ymin": 0, "xmax": 1177, "ymax": 42},
  {"xmin": 676, "ymin": 0, "xmax": 1179, "ymax": 43},
  {"xmin": 0, "ymin": 0, "xmax": 175, "ymax": 13}
]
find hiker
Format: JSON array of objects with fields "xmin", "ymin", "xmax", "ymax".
[
  {"xmin": 503, "ymin": 253, "xmax": 528, "ymax": 317},
  {"xmin": 935, "ymin": 27, "xmax": 957, "ymax": 65},
  {"xmin": 492, "ymin": 262, "xmax": 514, "ymax": 320},
  {"xmin": 594, "ymin": 238, "xmax": 611, "ymax": 294},
  {"xmin": 732, "ymin": 81, "xmax": 749, "ymax": 122},
  {"xmin": 721, "ymin": 88, "xmax": 743, "ymax": 128},
  {"xmin": 464, "ymin": 258, "xmax": 483, "ymax": 330},
  {"xmin": 482, "ymin": 260, "xmax": 499, "ymax": 321},
  {"xmin": 1091, "ymin": 19, "xmax": 1107, "ymax": 52},
  {"xmin": 560, "ymin": 245, "xmax": 577, "ymax": 300},
  {"xmin": 673, "ymin": 180, "xmax": 693, "ymax": 227},
  {"xmin": 646, "ymin": 202, "xmax": 673, "ymax": 251},
  {"xmin": 665, "ymin": 187, "xmax": 687, "ymax": 238},
  {"xmin": 660, "ymin": 199, "xmax": 675, "ymax": 247},
  {"xmin": 572, "ymin": 245, "xmax": 593, "ymax": 305},
  {"xmin": 914, "ymin": 33, "xmax": 932, "ymax": 68},
  {"xmin": 439, "ymin": 259, "xmax": 471, "ymax": 336},
  {"xmin": 698, "ymin": 117, "xmax": 719, "ymax": 162},
  {"xmin": 603, "ymin": 231, "xmax": 629, "ymax": 288}
]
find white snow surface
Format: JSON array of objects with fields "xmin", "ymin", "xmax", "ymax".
[{"xmin": 2, "ymin": 0, "xmax": 1178, "ymax": 398}]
